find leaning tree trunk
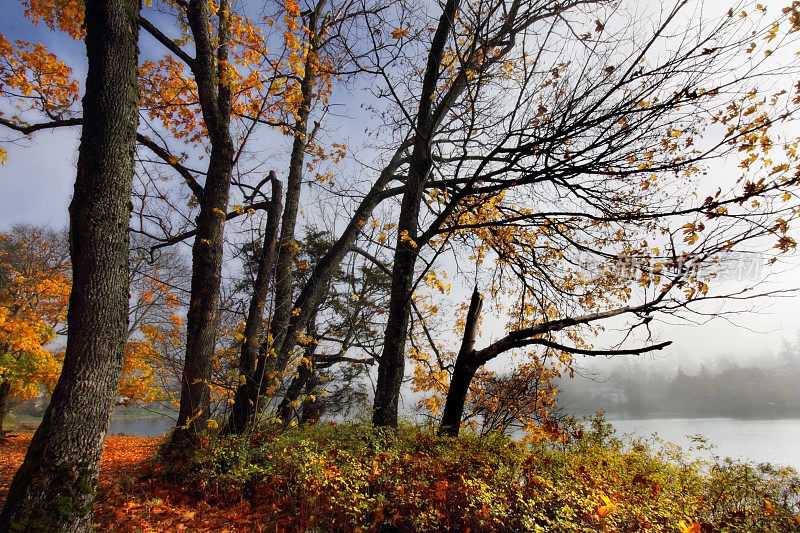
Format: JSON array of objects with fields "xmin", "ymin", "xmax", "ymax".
[
  {"xmin": 275, "ymin": 333, "xmax": 316, "ymax": 425},
  {"xmin": 172, "ymin": 0, "xmax": 234, "ymax": 445},
  {"xmin": 257, "ymin": 149, "xmax": 403, "ymax": 403},
  {"xmin": 300, "ymin": 371, "xmax": 323, "ymax": 423},
  {"xmin": 0, "ymin": 0, "xmax": 140, "ymax": 529},
  {"xmin": 0, "ymin": 379, "xmax": 10, "ymax": 433},
  {"xmin": 226, "ymin": 175, "xmax": 282, "ymax": 434},
  {"xmin": 438, "ymin": 287, "xmax": 483, "ymax": 437},
  {"xmin": 372, "ymin": 0, "xmax": 461, "ymax": 428},
  {"xmin": 259, "ymin": 7, "xmax": 321, "ymax": 398}
]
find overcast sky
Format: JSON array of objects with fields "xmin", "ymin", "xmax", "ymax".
[{"xmin": 2, "ymin": 0, "xmax": 800, "ymax": 371}]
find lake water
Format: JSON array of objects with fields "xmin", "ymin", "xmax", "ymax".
[
  {"xmin": 106, "ymin": 415, "xmax": 800, "ymax": 471},
  {"xmin": 108, "ymin": 417, "xmax": 175, "ymax": 438},
  {"xmin": 608, "ymin": 416, "xmax": 800, "ymax": 471}
]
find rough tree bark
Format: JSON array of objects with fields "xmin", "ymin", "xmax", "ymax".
[
  {"xmin": 0, "ymin": 379, "xmax": 10, "ymax": 434},
  {"xmin": 173, "ymin": 0, "xmax": 235, "ymax": 444},
  {"xmin": 372, "ymin": 0, "xmax": 461, "ymax": 428},
  {"xmin": 225, "ymin": 174, "xmax": 283, "ymax": 434},
  {"xmin": 0, "ymin": 0, "xmax": 140, "ymax": 528},
  {"xmin": 438, "ymin": 287, "xmax": 483, "ymax": 437}
]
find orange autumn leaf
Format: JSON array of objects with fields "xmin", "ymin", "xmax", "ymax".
[
  {"xmin": 21, "ymin": 0, "xmax": 85, "ymax": 40},
  {"xmin": 678, "ymin": 520, "xmax": 702, "ymax": 533},
  {"xmin": 596, "ymin": 493, "xmax": 616, "ymax": 518}
]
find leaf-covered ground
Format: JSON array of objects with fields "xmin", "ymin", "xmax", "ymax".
[
  {"xmin": 0, "ymin": 434, "xmax": 283, "ymax": 532},
  {"xmin": 0, "ymin": 435, "xmax": 157, "ymax": 502}
]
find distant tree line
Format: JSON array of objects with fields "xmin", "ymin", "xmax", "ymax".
[{"xmin": 558, "ymin": 347, "xmax": 800, "ymax": 418}]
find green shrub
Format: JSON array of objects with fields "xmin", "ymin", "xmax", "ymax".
[{"xmin": 166, "ymin": 415, "xmax": 800, "ymax": 532}]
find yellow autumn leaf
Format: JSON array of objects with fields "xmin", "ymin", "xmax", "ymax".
[
  {"xmin": 400, "ymin": 230, "xmax": 418, "ymax": 248},
  {"xmin": 678, "ymin": 520, "xmax": 701, "ymax": 533}
]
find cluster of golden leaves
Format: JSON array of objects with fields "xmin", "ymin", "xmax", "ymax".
[{"xmin": 0, "ymin": 232, "xmax": 69, "ymax": 399}]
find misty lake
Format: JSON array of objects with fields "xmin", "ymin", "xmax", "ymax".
[
  {"xmin": 107, "ymin": 416, "xmax": 800, "ymax": 472},
  {"xmin": 108, "ymin": 416, "xmax": 176, "ymax": 438},
  {"xmin": 608, "ymin": 416, "xmax": 800, "ymax": 471}
]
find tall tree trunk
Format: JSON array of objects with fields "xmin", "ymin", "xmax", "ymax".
[
  {"xmin": 372, "ymin": 0, "xmax": 461, "ymax": 428},
  {"xmin": 225, "ymin": 175, "xmax": 282, "ymax": 434},
  {"xmin": 438, "ymin": 287, "xmax": 482, "ymax": 437},
  {"xmin": 260, "ymin": 4, "xmax": 323, "ymax": 399},
  {"xmin": 0, "ymin": 0, "xmax": 140, "ymax": 528},
  {"xmin": 172, "ymin": 0, "xmax": 234, "ymax": 444},
  {"xmin": 173, "ymin": 147, "xmax": 233, "ymax": 441},
  {"xmin": 0, "ymin": 379, "xmax": 10, "ymax": 434},
  {"xmin": 269, "ymin": 69, "xmax": 316, "ymax": 356},
  {"xmin": 371, "ymin": 195, "xmax": 423, "ymax": 427}
]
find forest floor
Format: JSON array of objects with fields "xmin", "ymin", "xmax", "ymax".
[{"xmin": 0, "ymin": 434, "xmax": 268, "ymax": 532}]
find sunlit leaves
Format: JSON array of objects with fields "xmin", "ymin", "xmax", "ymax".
[
  {"xmin": 678, "ymin": 519, "xmax": 702, "ymax": 533},
  {"xmin": 21, "ymin": 0, "xmax": 84, "ymax": 40},
  {"xmin": 139, "ymin": 56, "xmax": 201, "ymax": 143},
  {"xmin": 0, "ymin": 230, "xmax": 69, "ymax": 399},
  {"xmin": 0, "ymin": 35, "xmax": 80, "ymax": 121}
]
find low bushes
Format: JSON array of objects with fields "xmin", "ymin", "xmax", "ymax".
[{"xmin": 166, "ymin": 415, "xmax": 800, "ymax": 532}]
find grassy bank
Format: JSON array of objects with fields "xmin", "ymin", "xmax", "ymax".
[{"xmin": 152, "ymin": 415, "xmax": 800, "ymax": 532}]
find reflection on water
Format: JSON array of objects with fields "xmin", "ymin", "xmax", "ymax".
[
  {"xmin": 609, "ymin": 417, "xmax": 800, "ymax": 471},
  {"xmin": 108, "ymin": 417, "xmax": 175, "ymax": 438}
]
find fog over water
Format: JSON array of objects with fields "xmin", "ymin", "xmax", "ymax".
[
  {"xmin": 557, "ymin": 334, "xmax": 800, "ymax": 419},
  {"xmin": 551, "ymin": 337, "xmax": 800, "ymax": 469}
]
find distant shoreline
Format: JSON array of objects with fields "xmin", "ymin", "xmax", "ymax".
[{"xmin": 603, "ymin": 411, "xmax": 800, "ymax": 420}]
